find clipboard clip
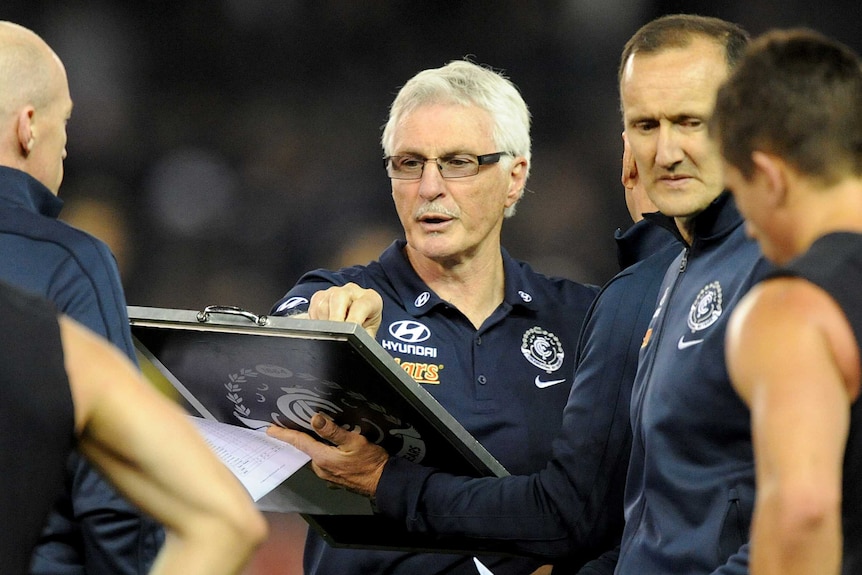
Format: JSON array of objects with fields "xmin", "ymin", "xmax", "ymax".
[{"xmin": 196, "ymin": 305, "xmax": 269, "ymax": 326}]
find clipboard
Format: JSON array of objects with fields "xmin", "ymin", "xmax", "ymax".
[{"xmin": 128, "ymin": 305, "xmax": 513, "ymax": 554}]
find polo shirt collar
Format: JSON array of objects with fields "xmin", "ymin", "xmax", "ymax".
[{"xmin": 378, "ymin": 240, "xmax": 539, "ymax": 317}]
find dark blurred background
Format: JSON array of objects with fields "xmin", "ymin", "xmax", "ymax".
[
  {"xmin": 5, "ymin": 1, "xmax": 861, "ymax": 315},
  {"xmin": 5, "ymin": 1, "xmax": 859, "ymax": 572}
]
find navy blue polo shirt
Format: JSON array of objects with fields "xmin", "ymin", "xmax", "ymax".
[{"xmin": 272, "ymin": 239, "xmax": 598, "ymax": 574}]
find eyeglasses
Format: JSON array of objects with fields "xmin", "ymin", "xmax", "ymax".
[{"xmin": 383, "ymin": 152, "xmax": 510, "ymax": 180}]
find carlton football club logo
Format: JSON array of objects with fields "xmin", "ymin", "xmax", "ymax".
[
  {"xmin": 688, "ymin": 281, "xmax": 723, "ymax": 331},
  {"xmin": 520, "ymin": 326, "xmax": 564, "ymax": 373},
  {"xmin": 223, "ymin": 364, "xmax": 427, "ymax": 463}
]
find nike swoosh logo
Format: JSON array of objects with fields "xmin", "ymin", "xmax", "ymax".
[
  {"xmin": 535, "ymin": 376, "xmax": 566, "ymax": 389},
  {"xmin": 677, "ymin": 335, "xmax": 704, "ymax": 350}
]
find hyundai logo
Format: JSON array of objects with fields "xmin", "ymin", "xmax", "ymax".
[
  {"xmin": 388, "ymin": 320, "xmax": 431, "ymax": 343},
  {"xmin": 274, "ymin": 296, "xmax": 308, "ymax": 314}
]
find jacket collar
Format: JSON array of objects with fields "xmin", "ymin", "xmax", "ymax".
[
  {"xmin": 0, "ymin": 165, "xmax": 63, "ymax": 219},
  {"xmin": 614, "ymin": 217, "xmax": 678, "ymax": 270},
  {"xmin": 643, "ymin": 191, "xmax": 742, "ymax": 255}
]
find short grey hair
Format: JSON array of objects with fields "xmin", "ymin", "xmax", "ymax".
[{"xmin": 381, "ymin": 60, "xmax": 531, "ymax": 217}]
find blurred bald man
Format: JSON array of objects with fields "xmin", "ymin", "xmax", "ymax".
[{"xmin": 0, "ymin": 21, "xmax": 164, "ymax": 573}]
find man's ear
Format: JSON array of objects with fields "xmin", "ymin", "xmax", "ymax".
[
  {"xmin": 16, "ymin": 106, "xmax": 35, "ymax": 156},
  {"xmin": 751, "ymin": 151, "xmax": 787, "ymax": 207},
  {"xmin": 505, "ymin": 156, "xmax": 528, "ymax": 206}
]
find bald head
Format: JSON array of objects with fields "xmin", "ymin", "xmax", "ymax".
[
  {"xmin": 0, "ymin": 22, "xmax": 60, "ymax": 115},
  {"xmin": 0, "ymin": 21, "xmax": 72, "ymax": 194}
]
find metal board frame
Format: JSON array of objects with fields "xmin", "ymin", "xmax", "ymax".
[{"xmin": 129, "ymin": 305, "xmax": 517, "ymax": 554}]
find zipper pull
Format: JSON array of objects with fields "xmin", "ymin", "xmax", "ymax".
[{"xmin": 679, "ymin": 249, "xmax": 689, "ymax": 272}]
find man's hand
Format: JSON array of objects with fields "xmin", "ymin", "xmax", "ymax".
[
  {"xmin": 621, "ymin": 132, "xmax": 658, "ymax": 223},
  {"xmin": 307, "ymin": 283, "xmax": 383, "ymax": 338},
  {"xmin": 621, "ymin": 132, "xmax": 638, "ymax": 192},
  {"xmin": 266, "ymin": 413, "xmax": 389, "ymax": 498}
]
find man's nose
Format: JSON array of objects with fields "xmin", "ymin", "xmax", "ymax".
[
  {"xmin": 417, "ymin": 160, "xmax": 445, "ymax": 200},
  {"xmin": 655, "ymin": 124, "xmax": 685, "ymax": 168}
]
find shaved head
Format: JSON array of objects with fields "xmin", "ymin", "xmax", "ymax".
[
  {"xmin": 0, "ymin": 21, "xmax": 72, "ymax": 194},
  {"xmin": 0, "ymin": 22, "xmax": 60, "ymax": 115}
]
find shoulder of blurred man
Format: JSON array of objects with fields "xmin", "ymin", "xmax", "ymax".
[{"xmin": 0, "ymin": 165, "xmax": 163, "ymax": 574}]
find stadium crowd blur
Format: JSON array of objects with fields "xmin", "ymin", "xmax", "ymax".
[
  {"xmin": 6, "ymin": 1, "xmax": 860, "ymax": 574},
  {"xmin": 7, "ymin": 1, "xmax": 860, "ymax": 314}
]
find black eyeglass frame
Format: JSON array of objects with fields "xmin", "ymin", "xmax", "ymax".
[{"xmin": 383, "ymin": 152, "xmax": 511, "ymax": 180}]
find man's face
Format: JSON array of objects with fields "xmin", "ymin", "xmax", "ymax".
[
  {"xmin": 29, "ymin": 54, "xmax": 71, "ymax": 195},
  {"xmin": 621, "ymin": 36, "xmax": 730, "ymax": 226},
  {"xmin": 389, "ymin": 103, "xmax": 526, "ymax": 265}
]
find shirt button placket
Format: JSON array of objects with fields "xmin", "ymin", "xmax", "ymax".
[{"xmin": 474, "ymin": 334, "xmax": 491, "ymax": 399}]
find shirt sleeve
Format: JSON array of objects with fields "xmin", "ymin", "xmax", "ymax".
[
  {"xmin": 271, "ymin": 268, "xmax": 350, "ymax": 315},
  {"xmin": 45, "ymin": 234, "xmax": 136, "ymax": 361}
]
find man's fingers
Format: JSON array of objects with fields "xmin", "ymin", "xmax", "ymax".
[
  {"xmin": 266, "ymin": 425, "xmax": 330, "ymax": 460},
  {"xmin": 266, "ymin": 414, "xmax": 388, "ymax": 497},
  {"xmin": 320, "ymin": 289, "xmax": 352, "ymax": 322},
  {"xmin": 309, "ymin": 413, "xmax": 358, "ymax": 447},
  {"xmin": 306, "ymin": 284, "xmax": 383, "ymax": 337},
  {"xmin": 307, "ymin": 289, "xmax": 336, "ymax": 321},
  {"xmin": 343, "ymin": 291, "xmax": 383, "ymax": 338},
  {"xmin": 265, "ymin": 415, "xmax": 356, "ymax": 454}
]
